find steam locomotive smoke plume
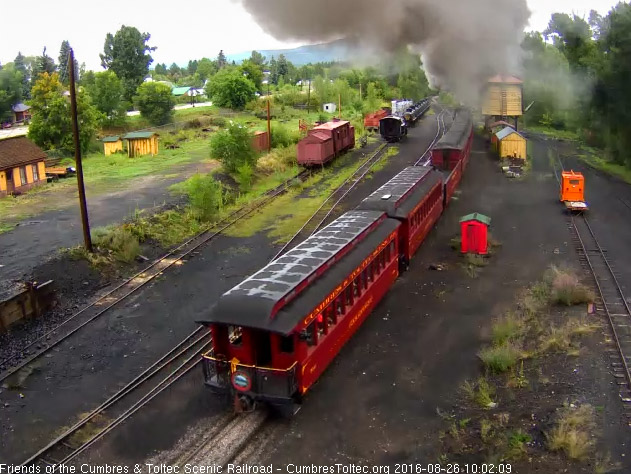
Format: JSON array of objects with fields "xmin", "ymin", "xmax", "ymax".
[{"xmin": 235, "ymin": 0, "xmax": 530, "ymax": 103}]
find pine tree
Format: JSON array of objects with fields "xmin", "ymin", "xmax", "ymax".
[
  {"xmin": 14, "ymin": 52, "xmax": 30, "ymax": 98},
  {"xmin": 217, "ymin": 50, "xmax": 227, "ymax": 69},
  {"xmin": 57, "ymin": 40, "xmax": 78, "ymax": 84},
  {"xmin": 33, "ymin": 47, "xmax": 56, "ymax": 82}
]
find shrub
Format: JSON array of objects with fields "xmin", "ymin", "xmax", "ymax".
[
  {"xmin": 491, "ymin": 314, "xmax": 524, "ymax": 346},
  {"xmin": 271, "ymin": 125, "xmax": 300, "ymax": 148},
  {"xmin": 185, "ymin": 174, "xmax": 224, "ymax": 221},
  {"xmin": 462, "ymin": 378, "xmax": 496, "ymax": 408},
  {"xmin": 547, "ymin": 405, "xmax": 596, "ymax": 460},
  {"xmin": 210, "ymin": 122, "xmax": 256, "ymax": 173},
  {"xmin": 547, "ymin": 266, "xmax": 594, "ymax": 305},
  {"xmin": 92, "ymin": 226, "xmax": 140, "ymax": 263},
  {"xmin": 235, "ymin": 163, "xmax": 254, "ymax": 192},
  {"xmin": 256, "ymin": 146, "xmax": 297, "ymax": 174}
]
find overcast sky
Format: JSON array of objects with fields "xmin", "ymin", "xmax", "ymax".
[{"xmin": 0, "ymin": 0, "xmax": 622, "ymax": 71}]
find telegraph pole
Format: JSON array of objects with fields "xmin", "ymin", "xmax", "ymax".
[
  {"xmin": 267, "ymin": 100, "xmax": 271, "ymax": 153},
  {"xmin": 68, "ymin": 48, "xmax": 92, "ymax": 252}
]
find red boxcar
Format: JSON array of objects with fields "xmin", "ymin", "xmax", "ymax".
[
  {"xmin": 297, "ymin": 120, "xmax": 355, "ymax": 166},
  {"xmin": 198, "ymin": 210, "xmax": 400, "ymax": 414},
  {"xmin": 364, "ymin": 109, "xmax": 389, "ymax": 131},
  {"xmin": 357, "ymin": 166, "xmax": 444, "ymax": 266}
]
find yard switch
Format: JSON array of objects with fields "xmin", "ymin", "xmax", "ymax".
[{"xmin": 460, "ymin": 213, "xmax": 492, "ymax": 255}]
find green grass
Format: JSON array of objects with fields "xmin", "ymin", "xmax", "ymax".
[
  {"xmin": 547, "ymin": 404, "xmax": 596, "ymax": 461},
  {"xmin": 462, "ymin": 377, "xmax": 496, "ymax": 409},
  {"xmin": 523, "ymin": 125, "xmax": 579, "ymax": 141},
  {"xmin": 491, "ymin": 314, "xmax": 525, "ymax": 346},
  {"xmin": 479, "ymin": 342, "xmax": 522, "ymax": 374},
  {"xmin": 577, "ymin": 149, "xmax": 631, "ymax": 185},
  {"xmin": 224, "ymin": 152, "xmax": 374, "ymax": 242}
]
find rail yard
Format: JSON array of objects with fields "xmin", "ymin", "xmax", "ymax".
[{"xmin": 4, "ymin": 1, "xmax": 631, "ymax": 471}]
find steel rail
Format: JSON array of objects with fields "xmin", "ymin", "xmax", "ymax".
[
  {"xmin": 271, "ymin": 142, "xmax": 389, "ymax": 260},
  {"xmin": 0, "ymin": 170, "xmax": 310, "ymax": 383}
]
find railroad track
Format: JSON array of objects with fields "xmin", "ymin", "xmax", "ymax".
[
  {"xmin": 21, "ymin": 329, "xmax": 212, "ymax": 467},
  {"xmin": 274, "ymin": 107, "xmax": 449, "ymax": 260},
  {"xmin": 414, "ymin": 107, "xmax": 447, "ymax": 166},
  {"xmin": 553, "ymin": 152, "xmax": 631, "ymax": 424},
  {"xmin": 0, "ymin": 169, "xmax": 310, "ymax": 384},
  {"xmin": 272, "ymin": 142, "xmax": 390, "ymax": 259}
]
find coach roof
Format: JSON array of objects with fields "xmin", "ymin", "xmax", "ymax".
[
  {"xmin": 198, "ymin": 211, "xmax": 394, "ymax": 334},
  {"xmin": 357, "ymin": 167, "xmax": 443, "ymax": 218}
]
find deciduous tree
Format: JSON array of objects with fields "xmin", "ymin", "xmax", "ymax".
[
  {"xmin": 134, "ymin": 81, "xmax": 174, "ymax": 125},
  {"xmin": 28, "ymin": 72, "xmax": 101, "ymax": 153},
  {"xmin": 0, "ymin": 64, "xmax": 23, "ymax": 122},
  {"xmin": 100, "ymin": 26, "xmax": 156, "ymax": 101},
  {"xmin": 86, "ymin": 70, "xmax": 126, "ymax": 123},
  {"xmin": 205, "ymin": 67, "xmax": 256, "ymax": 109}
]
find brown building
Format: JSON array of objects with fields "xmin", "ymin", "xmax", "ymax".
[
  {"xmin": 102, "ymin": 136, "xmax": 123, "ymax": 156},
  {"xmin": 11, "ymin": 103, "xmax": 31, "ymax": 124},
  {"xmin": 0, "ymin": 137, "xmax": 47, "ymax": 196}
]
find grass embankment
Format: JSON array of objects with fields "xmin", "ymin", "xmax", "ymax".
[
  {"xmin": 224, "ymin": 145, "xmax": 398, "ymax": 243},
  {"xmin": 576, "ymin": 147, "xmax": 631, "ymax": 185},
  {"xmin": 439, "ymin": 265, "xmax": 613, "ymax": 468}
]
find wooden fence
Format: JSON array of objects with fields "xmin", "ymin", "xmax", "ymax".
[{"xmin": 0, "ymin": 281, "xmax": 56, "ymax": 333}]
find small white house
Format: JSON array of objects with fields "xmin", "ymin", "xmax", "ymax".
[{"xmin": 323, "ymin": 103, "xmax": 337, "ymax": 113}]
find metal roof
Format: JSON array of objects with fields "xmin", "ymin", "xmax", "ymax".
[
  {"xmin": 460, "ymin": 213, "xmax": 491, "ymax": 225},
  {"xmin": 198, "ymin": 210, "xmax": 390, "ymax": 334},
  {"xmin": 12, "ymin": 103, "xmax": 30, "ymax": 113},
  {"xmin": 101, "ymin": 135, "xmax": 121, "ymax": 143},
  {"xmin": 172, "ymin": 86, "xmax": 192, "ymax": 96},
  {"xmin": 495, "ymin": 127, "xmax": 523, "ymax": 141},
  {"xmin": 122, "ymin": 132, "xmax": 158, "ymax": 140},
  {"xmin": 434, "ymin": 108, "xmax": 472, "ymax": 150},
  {"xmin": 357, "ymin": 167, "xmax": 443, "ymax": 218},
  {"xmin": 313, "ymin": 120, "xmax": 350, "ymax": 131},
  {"xmin": 198, "ymin": 211, "xmax": 401, "ymax": 335}
]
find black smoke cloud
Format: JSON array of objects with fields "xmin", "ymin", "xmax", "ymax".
[{"xmin": 235, "ymin": 0, "xmax": 530, "ymax": 103}]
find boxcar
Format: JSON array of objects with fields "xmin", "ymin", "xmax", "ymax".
[
  {"xmin": 357, "ymin": 167, "xmax": 444, "ymax": 267},
  {"xmin": 379, "ymin": 116, "xmax": 408, "ymax": 142},
  {"xmin": 198, "ymin": 211, "xmax": 400, "ymax": 414},
  {"xmin": 297, "ymin": 120, "xmax": 355, "ymax": 166}
]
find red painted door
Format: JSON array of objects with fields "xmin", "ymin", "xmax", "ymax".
[{"xmin": 467, "ymin": 224, "xmax": 477, "ymax": 253}]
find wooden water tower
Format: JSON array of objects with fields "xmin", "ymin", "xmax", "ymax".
[{"xmin": 482, "ymin": 75, "xmax": 523, "ymax": 130}]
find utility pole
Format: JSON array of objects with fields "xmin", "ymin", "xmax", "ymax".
[
  {"xmin": 307, "ymin": 79, "xmax": 311, "ymax": 114},
  {"xmin": 360, "ymin": 83, "xmax": 362, "ymax": 101},
  {"xmin": 338, "ymin": 93, "xmax": 342, "ymax": 119},
  {"xmin": 68, "ymin": 48, "xmax": 92, "ymax": 252},
  {"xmin": 267, "ymin": 99, "xmax": 271, "ymax": 153}
]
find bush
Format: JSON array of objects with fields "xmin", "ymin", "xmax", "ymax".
[
  {"xmin": 547, "ymin": 405, "xmax": 596, "ymax": 460},
  {"xmin": 256, "ymin": 146, "xmax": 297, "ymax": 174},
  {"xmin": 547, "ymin": 266, "xmax": 594, "ymax": 306},
  {"xmin": 184, "ymin": 174, "xmax": 223, "ymax": 221},
  {"xmin": 271, "ymin": 125, "xmax": 300, "ymax": 148},
  {"xmin": 92, "ymin": 226, "xmax": 140, "ymax": 263},
  {"xmin": 210, "ymin": 122, "xmax": 256, "ymax": 173},
  {"xmin": 235, "ymin": 163, "xmax": 254, "ymax": 192}
]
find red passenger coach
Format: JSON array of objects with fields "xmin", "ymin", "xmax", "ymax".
[
  {"xmin": 297, "ymin": 120, "xmax": 355, "ymax": 166},
  {"xmin": 357, "ymin": 166, "xmax": 444, "ymax": 267},
  {"xmin": 432, "ymin": 109, "xmax": 473, "ymax": 205},
  {"xmin": 198, "ymin": 211, "xmax": 400, "ymax": 414}
]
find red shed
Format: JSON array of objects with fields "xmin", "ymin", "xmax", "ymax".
[
  {"xmin": 460, "ymin": 213, "xmax": 491, "ymax": 255},
  {"xmin": 252, "ymin": 131, "xmax": 269, "ymax": 153}
]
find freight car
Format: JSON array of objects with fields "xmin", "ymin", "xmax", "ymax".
[
  {"xmin": 199, "ymin": 109, "xmax": 473, "ymax": 415},
  {"xmin": 379, "ymin": 116, "xmax": 408, "ymax": 142},
  {"xmin": 403, "ymin": 98, "xmax": 431, "ymax": 125},
  {"xmin": 297, "ymin": 120, "xmax": 355, "ymax": 166},
  {"xmin": 364, "ymin": 109, "xmax": 389, "ymax": 132}
]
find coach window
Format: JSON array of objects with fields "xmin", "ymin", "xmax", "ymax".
[
  {"xmin": 302, "ymin": 323, "xmax": 316, "ymax": 347},
  {"xmin": 325, "ymin": 304, "xmax": 336, "ymax": 327},
  {"xmin": 279, "ymin": 335, "xmax": 294, "ymax": 353},
  {"xmin": 390, "ymin": 240, "xmax": 396, "ymax": 257},
  {"xmin": 346, "ymin": 285, "xmax": 354, "ymax": 306},
  {"xmin": 228, "ymin": 325, "xmax": 243, "ymax": 346},
  {"xmin": 336, "ymin": 295, "xmax": 345, "ymax": 316},
  {"xmin": 361, "ymin": 269, "xmax": 368, "ymax": 290},
  {"xmin": 317, "ymin": 313, "xmax": 327, "ymax": 336},
  {"xmin": 353, "ymin": 278, "xmax": 360, "ymax": 298}
]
